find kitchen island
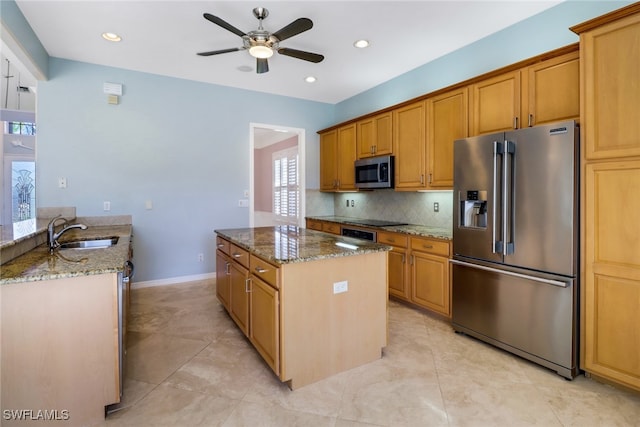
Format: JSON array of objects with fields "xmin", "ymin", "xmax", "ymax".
[{"xmin": 215, "ymin": 225, "xmax": 390, "ymax": 389}]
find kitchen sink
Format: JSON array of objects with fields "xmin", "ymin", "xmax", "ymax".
[{"xmin": 59, "ymin": 236, "xmax": 119, "ymax": 250}]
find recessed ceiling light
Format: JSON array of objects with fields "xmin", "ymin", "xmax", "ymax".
[
  {"xmin": 102, "ymin": 32, "xmax": 122, "ymax": 42},
  {"xmin": 305, "ymin": 76, "xmax": 317, "ymax": 83},
  {"xmin": 353, "ymin": 39, "xmax": 369, "ymax": 49}
]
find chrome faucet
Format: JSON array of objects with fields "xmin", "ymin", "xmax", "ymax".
[{"xmin": 47, "ymin": 215, "xmax": 88, "ymax": 253}]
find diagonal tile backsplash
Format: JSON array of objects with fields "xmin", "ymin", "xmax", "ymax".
[{"xmin": 306, "ymin": 189, "xmax": 453, "ymax": 231}]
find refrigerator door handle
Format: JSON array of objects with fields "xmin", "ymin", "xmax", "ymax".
[
  {"xmin": 492, "ymin": 141, "xmax": 503, "ymax": 254},
  {"xmin": 503, "ymin": 140, "xmax": 515, "ymax": 255},
  {"xmin": 450, "ymin": 259, "xmax": 568, "ymax": 288}
]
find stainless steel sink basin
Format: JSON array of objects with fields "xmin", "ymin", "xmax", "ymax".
[{"xmin": 59, "ymin": 236, "xmax": 119, "ymax": 250}]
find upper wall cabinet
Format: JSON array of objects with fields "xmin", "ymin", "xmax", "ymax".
[
  {"xmin": 470, "ymin": 52, "xmax": 579, "ymax": 135},
  {"xmin": 393, "ymin": 100, "xmax": 427, "ymax": 190},
  {"xmin": 356, "ymin": 112, "xmax": 393, "ymax": 159},
  {"xmin": 578, "ymin": 11, "xmax": 640, "ymax": 160},
  {"xmin": 426, "ymin": 87, "xmax": 469, "ymax": 188},
  {"xmin": 320, "ymin": 124, "xmax": 357, "ymax": 192},
  {"xmin": 523, "ymin": 51, "xmax": 580, "ymax": 127}
]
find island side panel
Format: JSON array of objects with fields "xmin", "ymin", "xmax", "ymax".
[
  {"xmin": 279, "ymin": 251, "xmax": 388, "ymax": 389},
  {"xmin": 1, "ymin": 274, "xmax": 119, "ymax": 426}
]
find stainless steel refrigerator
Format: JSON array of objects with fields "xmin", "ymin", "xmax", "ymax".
[{"xmin": 451, "ymin": 120, "xmax": 578, "ymax": 379}]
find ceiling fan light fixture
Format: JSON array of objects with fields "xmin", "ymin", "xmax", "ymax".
[
  {"xmin": 353, "ymin": 39, "xmax": 369, "ymax": 49},
  {"xmin": 249, "ymin": 45, "xmax": 273, "ymax": 59}
]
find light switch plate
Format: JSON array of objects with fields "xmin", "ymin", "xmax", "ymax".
[{"xmin": 333, "ymin": 280, "xmax": 348, "ymax": 294}]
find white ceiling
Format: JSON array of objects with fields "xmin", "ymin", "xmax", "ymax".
[{"xmin": 14, "ymin": 0, "xmax": 563, "ymax": 104}]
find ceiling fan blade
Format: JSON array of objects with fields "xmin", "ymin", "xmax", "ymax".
[
  {"xmin": 256, "ymin": 58, "xmax": 269, "ymax": 74},
  {"xmin": 272, "ymin": 18, "xmax": 313, "ymax": 42},
  {"xmin": 277, "ymin": 48, "xmax": 324, "ymax": 63},
  {"xmin": 197, "ymin": 47, "xmax": 242, "ymax": 56},
  {"xmin": 203, "ymin": 13, "xmax": 246, "ymax": 37}
]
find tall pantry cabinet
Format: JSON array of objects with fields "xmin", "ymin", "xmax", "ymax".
[{"xmin": 572, "ymin": 3, "xmax": 640, "ymax": 392}]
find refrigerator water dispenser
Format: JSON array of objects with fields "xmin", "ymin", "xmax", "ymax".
[{"xmin": 459, "ymin": 190, "xmax": 487, "ymax": 228}]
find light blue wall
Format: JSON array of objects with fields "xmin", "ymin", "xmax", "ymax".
[
  {"xmin": 335, "ymin": 0, "xmax": 634, "ymax": 122},
  {"xmin": 0, "ymin": 0, "xmax": 49, "ymax": 78},
  {"xmin": 37, "ymin": 58, "xmax": 333, "ymax": 282}
]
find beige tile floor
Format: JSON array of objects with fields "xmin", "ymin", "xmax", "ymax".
[{"xmin": 104, "ymin": 279, "xmax": 640, "ymax": 427}]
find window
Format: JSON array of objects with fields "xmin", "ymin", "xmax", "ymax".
[
  {"xmin": 6, "ymin": 121, "xmax": 36, "ymax": 135},
  {"xmin": 273, "ymin": 146, "xmax": 299, "ymax": 224}
]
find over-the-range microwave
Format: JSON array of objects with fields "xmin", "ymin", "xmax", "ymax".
[{"xmin": 355, "ymin": 155, "xmax": 394, "ymax": 189}]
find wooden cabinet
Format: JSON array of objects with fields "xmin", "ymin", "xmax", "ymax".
[
  {"xmin": 357, "ymin": 111, "xmax": 393, "ymax": 158},
  {"xmin": 572, "ymin": 4, "xmax": 640, "ymax": 392},
  {"xmin": 229, "ymin": 244, "xmax": 250, "ymax": 336},
  {"xmin": 249, "ymin": 254, "xmax": 280, "ymax": 375},
  {"xmin": 471, "ymin": 51, "xmax": 579, "ymax": 135},
  {"xmin": 523, "ymin": 51, "xmax": 580, "ymax": 127},
  {"xmin": 578, "ymin": 11, "xmax": 640, "ymax": 160},
  {"xmin": 319, "ymin": 124, "xmax": 357, "ymax": 191},
  {"xmin": 393, "ymin": 100, "xmax": 427, "ymax": 190},
  {"xmin": 305, "ymin": 218, "xmax": 323, "ymax": 231},
  {"xmin": 426, "ymin": 87, "xmax": 469, "ymax": 188},
  {"xmin": 378, "ymin": 231, "xmax": 409, "ymax": 300},
  {"xmin": 321, "ymin": 221, "xmax": 341, "ymax": 235},
  {"xmin": 409, "ymin": 237, "xmax": 452, "ymax": 317},
  {"xmin": 215, "ymin": 236, "xmax": 231, "ymax": 309}
]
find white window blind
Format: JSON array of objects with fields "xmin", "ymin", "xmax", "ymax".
[{"xmin": 272, "ymin": 146, "xmax": 299, "ymax": 224}]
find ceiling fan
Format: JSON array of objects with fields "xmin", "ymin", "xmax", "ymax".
[{"xmin": 197, "ymin": 7, "xmax": 324, "ymax": 74}]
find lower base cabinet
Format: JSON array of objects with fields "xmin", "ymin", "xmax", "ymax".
[{"xmin": 379, "ymin": 231, "xmax": 452, "ymax": 317}]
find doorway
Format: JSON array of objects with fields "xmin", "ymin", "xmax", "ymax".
[{"xmin": 250, "ymin": 123, "xmax": 305, "ymax": 228}]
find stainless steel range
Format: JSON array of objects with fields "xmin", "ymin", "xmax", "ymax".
[{"xmin": 341, "ymin": 219, "xmax": 407, "ymax": 242}]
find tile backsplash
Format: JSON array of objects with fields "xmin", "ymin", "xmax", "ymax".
[{"xmin": 306, "ymin": 189, "xmax": 453, "ymax": 231}]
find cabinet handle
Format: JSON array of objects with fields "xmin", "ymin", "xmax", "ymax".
[
  {"xmin": 410, "ymin": 255, "xmax": 414, "ymax": 265},
  {"xmin": 428, "ymin": 173, "xmax": 432, "ymax": 184},
  {"xmin": 528, "ymin": 114, "xmax": 533, "ymax": 127},
  {"xmin": 388, "ymin": 238, "xmax": 395, "ymax": 243},
  {"xmin": 420, "ymin": 174, "xmax": 424, "ymax": 185},
  {"xmin": 401, "ymin": 254, "xmax": 405, "ymax": 263},
  {"xmin": 423, "ymin": 245, "xmax": 434, "ymax": 249},
  {"xmin": 245, "ymin": 278, "xmax": 252, "ymax": 292},
  {"xmin": 513, "ymin": 116, "xmax": 519, "ymax": 129},
  {"xmin": 255, "ymin": 266, "xmax": 267, "ymax": 273},
  {"xmin": 232, "ymin": 253, "xmax": 242, "ymax": 258},
  {"xmin": 225, "ymin": 262, "xmax": 230, "ymax": 275},
  {"xmin": 217, "ymin": 243, "xmax": 224, "ymax": 249}
]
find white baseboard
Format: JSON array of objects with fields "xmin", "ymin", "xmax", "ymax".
[{"xmin": 132, "ymin": 272, "xmax": 216, "ymax": 289}]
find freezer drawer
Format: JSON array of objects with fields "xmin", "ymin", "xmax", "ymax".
[{"xmin": 451, "ymin": 259, "xmax": 578, "ymax": 378}]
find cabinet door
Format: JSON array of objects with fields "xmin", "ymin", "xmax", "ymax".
[
  {"xmin": 524, "ymin": 51, "xmax": 579, "ymax": 127},
  {"xmin": 337, "ymin": 124, "xmax": 357, "ymax": 190},
  {"xmin": 471, "ymin": 70, "xmax": 521, "ymax": 135},
  {"xmin": 581, "ymin": 13, "xmax": 640, "ymax": 159},
  {"xmin": 411, "ymin": 251, "xmax": 451, "ymax": 317},
  {"xmin": 427, "ymin": 87, "xmax": 468, "ymax": 188},
  {"xmin": 215, "ymin": 251, "xmax": 231, "ymax": 310},
  {"xmin": 388, "ymin": 247, "xmax": 409, "ymax": 300},
  {"xmin": 357, "ymin": 112, "xmax": 393, "ymax": 158},
  {"xmin": 229, "ymin": 261, "xmax": 249, "ymax": 336},
  {"xmin": 249, "ymin": 275, "xmax": 280, "ymax": 375},
  {"xmin": 393, "ymin": 100, "xmax": 426, "ymax": 190},
  {"xmin": 319, "ymin": 130, "xmax": 338, "ymax": 191},
  {"xmin": 583, "ymin": 160, "xmax": 640, "ymax": 390}
]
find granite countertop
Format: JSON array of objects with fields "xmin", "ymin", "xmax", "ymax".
[
  {"xmin": 306, "ymin": 216, "xmax": 452, "ymax": 241},
  {"xmin": 0, "ymin": 225, "xmax": 133, "ymax": 285},
  {"xmin": 215, "ymin": 225, "xmax": 391, "ymax": 265}
]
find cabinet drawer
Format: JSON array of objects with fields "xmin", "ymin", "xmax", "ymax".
[
  {"xmin": 250, "ymin": 255, "xmax": 279, "ymax": 289},
  {"xmin": 377, "ymin": 231, "xmax": 408, "ymax": 248},
  {"xmin": 306, "ymin": 219, "xmax": 323, "ymax": 231},
  {"xmin": 229, "ymin": 244, "xmax": 249, "ymax": 268},
  {"xmin": 322, "ymin": 222, "xmax": 341, "ymax": 235},
  {"xmin": 216, "ymin": 236, "xmax": 230, "ymax": 255},
  {"xmin": 410, "ymin": 237, "xmax": 450, "ymax": 256}
]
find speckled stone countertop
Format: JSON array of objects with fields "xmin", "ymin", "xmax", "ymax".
[
  {"xmin": 215, "ymin": 225, "xmax": 391, "ymax": 265},
  {"xmin": 306, "ymin": 216, "xmax": 452, "ymax": 241},
  {"xmin": 0, "ymin": 225, "xmax": 132, "ymax": 285}
]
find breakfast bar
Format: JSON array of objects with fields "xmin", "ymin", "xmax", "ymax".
[{"xmin": 214, "ymin": 225, "xmax": 391, "ymax": 389}]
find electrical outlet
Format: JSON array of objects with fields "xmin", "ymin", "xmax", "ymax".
[
  {"xmin": 103, "ymin": 201, "xmax": 111, "ymax": 211},
  {"xmin": 350, "ymin": 200, "xmax": 355, "ymax": 207},
  {"xmin": 58, "ymin": 177, "xmax": 67, "ymax": 189},
  {"xmin": 346, "ymin": 199, "xmax": 349, "ymax": 207},
  {"xmin": 333, "ymin": 280, "xmax": 348, "ymax": 294},
  {"xmin": 198, "ymin": 253, "xmax": 204, "ymax": 262},
  {"xmin": 434, "ymin": 202, "xmax": 439, "ymax": 212}
]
